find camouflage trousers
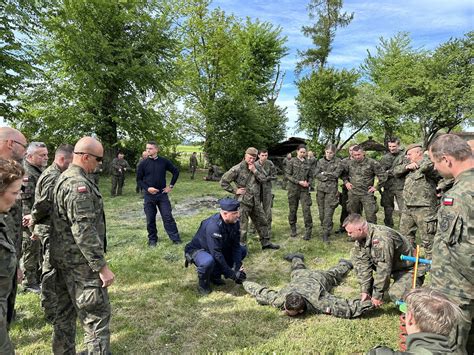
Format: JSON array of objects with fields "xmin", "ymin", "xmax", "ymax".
[
  {"xmin": 380, "ymin": 188, "xmax": 405, "ymax": 228},
  {"xmin": 239, "ymin": 201, "xmax": 271, "ymax": 246},
  {"xmin": 40, "ymin": 235, "xmax": 57, "ymax": 323},
  {"xmin": 111, "ymin": 174, "xmax": 125, "ymax": 196},
  {"xmin": 21, "ymin": 231, "xmax": 42, "ymax": 287},
  {"xmin": 387, "ymin": 269, "xmax": 423, "ymax": 302},
  {"xmin": 53, "ymin": 264, "xmax": 111, "ymax": 355},
  {"xmin": 445, "ymin": 294, "xmax": 473, "ymax": 354},
  {"xmin": 260, "ymin": 187, "xmax": 273, "ymax": 238},
  {"xmin": 287, "ymin": 185, "xmax": 313, "ymax": 238},
  {"xmin": 316, "ymin": 189, "xmax": 339, "ymax": 238},
  {"xmin": 399, "ymin": 206, "xmax": 437, "ymax": 259},
  {"xmin": 347, "ymin": 192, "xmax": 378, "ymax": 223},
  {"xmin": 0, "ymin": 252, "xmax": 16, "ymax": 355}
]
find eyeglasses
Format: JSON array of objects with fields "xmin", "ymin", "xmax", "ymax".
[
  {"xmin": 74, "ymin": 152, "xmax": 103, "ymax": 162},
  {"xmin": 13, "ymin": 140, "xmax": 28, "ymax": 149}
]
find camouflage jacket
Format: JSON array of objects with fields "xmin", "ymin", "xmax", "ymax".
[
  {"xmin": 220, "ymin": 160, "xmax": 266, "ymax": 207},
  {"xmin": 21, "ymin": 160, "xmax": 43, "ymax": 215},
  {"xmin": 394, "ymin": 155, "xmax": 440, "ymax": 207},
  {"xmin": 255, "ymin": 159, "xmax": 277, "ymax": 192},
  {"xmin": 5, "ymin": 200, "xmax": 22, "ymax": 259},
  {"xmin": 285, "ymin": 157, "xmax": 312, "ymax": 188},
  {"xmin": 430, "ymin": 168, "xmax": 474, "ymax": 302},
  {"xmin": 51, "ymin": 164, "xmax": 106, "ymax": 272},
  {"xmin": 0, "ymin": 213, "xmax": 17, "ymax": 279},
  {"xmin": 189, "ymin": 155, "xmax": 198, "ymax": 168},
  {"xmin": 352, "ymin": 223, "xmax": 414, "ymax": 300},
  {"xmin": 111, "ymin": 157, "xmax": 130, "ymax": 176},
  {"xmin": 367, "ymin": 332, "xmax": 457, "ymax": 354},
  {"xmin": 307, "ymin": 157, "xmax": 317, "ymax": 176},
  {"xmin": 314, "ymin": 157, "xmax": 342, "ymax": 193},
  {"xmin": 379, "ymin": 151, "xmax": 405, "ymax": 192},
  {"xmin": 343, "ymin": 157, "xmax": 387, "ymax": 195},
  {"xmin": 30, "ymin": 163, "xmax": 62, "ymax": 240}
]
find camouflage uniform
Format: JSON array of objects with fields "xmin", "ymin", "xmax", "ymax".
[
  {"xmin": 5, "ymin": 200, "xmax": 21, "ymax": 328},
  {"xmin": 0, "ymin": 214, "xmax": 17, "ymax": 355},
  {"xmin": 255, "ymin": 159, "xmax": 277, "ymax": 238},
  {"xmin": 431, "ymin": 168, "xmax": 473, "ymax": 354},
  {"xmin": 88, "ymin": 165, "xmax": 102, "ymax": 186},
  {"xmin": 189, "ymin": 154, "xmax": 198, "ymax": 179},
  {"xmin": 367, "ymin": 332, "xmax": 458, "ymax": 354},
  {"xmin": 285, "ymin": 157, "xmax": 313, "ymax": 239},
  {"xmin": 339, "ymin": 157, "xmax": 353, "ymax": 229},
  {"xmin": 394, "ymin": 155, "xmax": 440, "ymax": 259},
  {"xmin": 243, "ymin": 258, "xmax": 373, "ymax": 318},
  {"xmin": 110, "ymin": 157, "xmax": 130, "ymax": 196},
  {"xmin": 379, "ymin": 150, "xmax": 405, "ymax": 228},
  {"xmin": 30, "ymin": 163, "xmax": 63, "ymax": 322},
  {"xmin": 281, "ymin": 157, "xmax": 292, "ymax": 190},
  {"xmin": 314, "ymin": 156, "xmax": 342, "ymax": 241},
  {"xmin": 343, "ymin": 157, "xmax": 386, "ymax": 223},
  {"xmin": 21, "ymin": 160, "xmax": 43, "ymax": 288},
  {"xmin": 221, "ymin": 161, "xmax": 272, "ymax": 247},
  {"xmin": 352, "ymin": 223, "xmax": 418, "ymax": 302},
  {"xmin": 307, "ymin": 156, "xmax": 317, "ymax": 190},
  {"xmin": 51, "ymin": 164, "xmax": 110, "ymax": 354}
]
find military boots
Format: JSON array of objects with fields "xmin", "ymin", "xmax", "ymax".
[
  {"xmin": 290, "ymin": 224, "xmax": 297, "ymax": 238},
  {"xmin": 198, "ymin": 276, "xmax": 211, "ymax": 295}
]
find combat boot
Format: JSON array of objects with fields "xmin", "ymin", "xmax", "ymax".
[
  {"xmin": 284, "ymin": 253, "xmax": 305, "ymax": 262},
  {"xmin": 262, "ymin": 242, "xmax": 280, "ymax": 250},
  {"xmin": 290, "ymin": 224, "xmax": 297, "ymax": 238},
  {"xmin": 303, "ymin": 229, "xmax": 312, "ymax": 240},
  {"xmin": 339, "ymin": 259, "xmax": 353, "ymax": 270},
  {"xmin": 322, "ymin": 233, "xmax": 330, "ymax": 244},
  {"xmin": 198, "ymin": 277, "xmax": 212, "ymax": 295}
]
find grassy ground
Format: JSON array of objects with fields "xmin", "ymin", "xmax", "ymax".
[{"xmin": 11, "ymin": 170, "xmax": 404, "ymax": 354}]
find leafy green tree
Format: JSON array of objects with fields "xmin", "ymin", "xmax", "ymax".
[{"xmin": 14, "ymin": 0, "xmax": 179, "ymax": 161}]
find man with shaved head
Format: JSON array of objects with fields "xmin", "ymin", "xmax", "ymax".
[
  {"xmin": 51, "ymin": 136, "xmax": 114, "ymax": 354},
  {"xmin": 0, "ymin": 127, "xmax": 27, "ymax": 330}
]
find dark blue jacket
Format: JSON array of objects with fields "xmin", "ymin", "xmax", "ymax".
[
  {"xmin": 185, "ymin": 213, "xmax": 242, "ymax": 279},
  {"xmin": 136, "ymin": 156, "xmax": 179, "ymax": 193}
]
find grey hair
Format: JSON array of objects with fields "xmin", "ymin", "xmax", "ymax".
[{"xmin": 26, "ymin": 142, "xmax": 47, "ymax": 156}]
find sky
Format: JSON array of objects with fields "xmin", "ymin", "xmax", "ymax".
[{"xmin": 211, "ymin": 0, "xmax": 473, "ymax": 137}]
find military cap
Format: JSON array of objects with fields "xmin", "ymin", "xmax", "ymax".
[
  {"xmin": 219, "ymin": 197, "xmax": 240, "ymax": 211},
  {"xmin": 405, "ymin": 143, "xmax": 423, "ymax": 152},
  {"xmin": 245, "ymin": 147, "xmax": 258, "ymax": 156}
]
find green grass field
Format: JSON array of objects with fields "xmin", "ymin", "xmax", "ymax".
[{"xmin": 11, "ymin": 169, "xmax": 403, "ymax": 354}]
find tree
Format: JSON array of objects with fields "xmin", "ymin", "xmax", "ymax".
[
  {"xmin": 297, "ymin": 0, "xmax": 353, "ymax": 72},
  {"xmin": 13, "ymin": 0, "xmax": 179, "ymax": 161},
  {"xmin": 177, "ymin": 0, "xmax": 287, "ymax": 167}
]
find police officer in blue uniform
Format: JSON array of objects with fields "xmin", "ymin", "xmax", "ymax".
[{"xmin": 184, "ymin": 198, "xmax": 247, "ymax": 295}]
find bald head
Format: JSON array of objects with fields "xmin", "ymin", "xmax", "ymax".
[
  {"xmin": 0, "ymin": 126, "xmax": 28, "ymax": 161},
  {"xmin": 73, "ymin": 137, "xmax": 104, "ymax": 173}
]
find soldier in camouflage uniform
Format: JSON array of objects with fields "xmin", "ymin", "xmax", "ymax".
[
  {"xmin": 394, "ymin": 143, "xmax": 440, "ymax": 260},
  {"xmin": 344, "ymin": 214, "xmax": 421, "ymax": 307},
  {"xmin": 368, "ymin": 287, "xmax": 463, "ymax": 355},
  {"xmin": 220, "ymin": 147, "xmax": 280, "ymax": 250},
  {"xmin": 281, "ymin": 153, "xmax": 292, "ymax": 190},
  {"xmin": 189, "ymin": 152, "xmax": 198, "ymax": 180},
  {"xmin": 243, "ymin": 254, "xmax": 373, "ymax": 318},
  {"xmin": 307, "ymin": 150, "xmax": 317, "ymax": 191},
  {"xmin": 343, "ymin": 145, "xmax": 386, "ymax": 224},
  {"xmin": 429, "ymin": 134, "xmax": 473, "ymax": 354},
  {"xmin": 255, "ymin": 149, "xmax": 277, "ymax": 238},
  {"xmin": 110, "ymin": 152, "xmax": 131, "ymax": 196},
  {"xmin": 28, "ymin": 144, "xmax": 73, "ymax": 322},
  {"xmin": 51, "ymin": 137, "xmax": 115, "ymax": 354},
  {"xmin": 337, "ymin": 144, "xmax": 357, "ymax": 233},
  {"xmin": 379, "ymin": 138, "xmax": 405, "ymax": 228},
  {"xmin": 0, "ymin": 158, "xmax": 24, "ymax": 355},
  {"xmin": 314, "ymin": 144, "xmax": 342, "ymax": 243},
  {"xmin": 0, "ymin": 127, "xmax": 28, "ymax": 331},
  {"xmin": 21, "ymin": 142, "xmax": 49, "ymax": 293},
  {"xmin": 285, "ymin": 144, "xmax": 313, "ymax": 240}
]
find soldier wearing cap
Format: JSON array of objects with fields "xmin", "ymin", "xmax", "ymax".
[
  {"xmin": 184, "ymin": 198, "xmax": 247, "ymax": 295},
  {"xmin": 220, "ymin": 147, "xmax": 280, "ymax": 250},
  {"xmin": 394, "ymin": 143, "xmax": 440, "ymax": 260},
  {"xmin": 429, "ymin": 134, "xmax": 474, "ymax": 354}
]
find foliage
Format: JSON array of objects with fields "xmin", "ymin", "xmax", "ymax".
[
  {"xmin": 12, "ymin": 0, "xmax": 179, "ymax": 162},
  {"xmin": 297, "ymin": 0, "xmax": 353, "ymax": 72},
  {"xmin": 296, "ymin": 66, "xmax": 360, "ymax": 147},
  {"xmin": 11, "ymin": 170, "xmax": 401, "ymax": 354}
]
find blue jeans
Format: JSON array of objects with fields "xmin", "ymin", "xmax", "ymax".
[
  {"xmin": 144, "ymin": 193, "xmax": 180, "ymax": 243},
  {"xmin": 193, "ymin": 246, "xmax": 247, "ymax": 280}
]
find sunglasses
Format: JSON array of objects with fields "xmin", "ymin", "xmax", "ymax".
[
  {"xmin": 74, "ymin": 152, "xmax": 103, "ymax": 162},
  {"xmin": 12, "ymin": 140, "xmax": 28, "ymax": 149}
]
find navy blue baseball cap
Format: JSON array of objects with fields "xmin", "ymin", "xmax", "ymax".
[{"xmin": 219, "ymin": 198, "xmax": 240, "ymax": 212}]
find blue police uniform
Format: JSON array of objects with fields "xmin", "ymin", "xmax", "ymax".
[
  {"xmin": 185, "ymin": 198, "xmax": 246, "ymax": 294},
  {"xmin": 136, "ymin": 156, "xmax": 181, "ymax": 245}
]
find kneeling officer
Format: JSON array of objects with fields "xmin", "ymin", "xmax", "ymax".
[{"xmin": 185, "ymin": 198, "xmax": 247, "ymax": 295}]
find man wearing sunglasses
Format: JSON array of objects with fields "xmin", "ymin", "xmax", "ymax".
[{"xmin": 51, "ymin": 136, "xmax": 114, "ymax": 355}]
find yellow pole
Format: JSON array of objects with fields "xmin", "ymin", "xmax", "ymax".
[{"xmin": 412, "ymin": 245, "xmax": 420, "ymax": 289}]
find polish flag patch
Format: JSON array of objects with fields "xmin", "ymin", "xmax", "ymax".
[
  {"xmin": 77, "ymin": 186, "xmax": 88, "ymax": 193},
  {"xmin": 443, "ymin": 197, "xmax": 454, "ymax": 206}
]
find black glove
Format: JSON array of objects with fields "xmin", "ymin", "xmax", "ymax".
[
  {"xmin": 184, "ymin": 252, "xmax": 193, "ymax": 268},
  {"xmin": 234, "ymin": 270, "xmax": 247, "ymax": 284}
]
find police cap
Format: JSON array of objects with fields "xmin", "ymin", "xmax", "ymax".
[{"xmin": 219, "ymin": 198, "xmax": 240, "ymax": 212}]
